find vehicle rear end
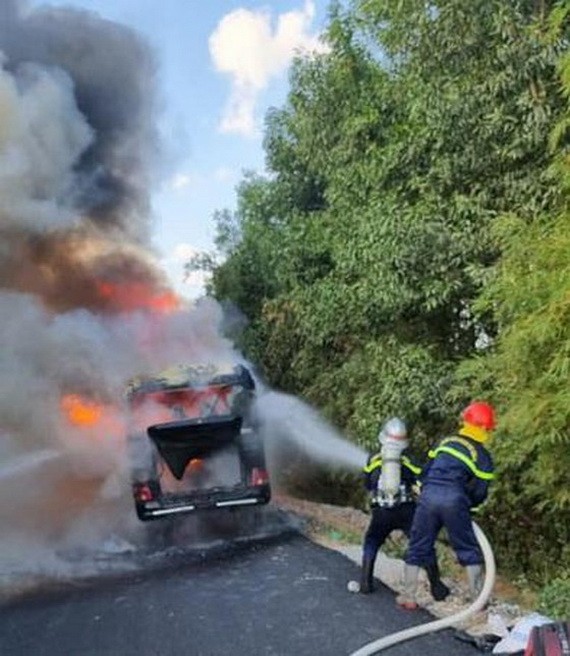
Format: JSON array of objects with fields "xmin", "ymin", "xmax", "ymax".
[
  {"xmin": 127, "ymin": 372, "xmax": 270, "ymax": 521},
  {"xmin": 131, "ymin": 415, "xmax": 270, "ymax": 521}
]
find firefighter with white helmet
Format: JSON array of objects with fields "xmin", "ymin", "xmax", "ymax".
[
  {"xmin": 397, "ymin": 402, "xmax": 496, "ymax": 610},
  {"xmin": 358, "ymin": 417, "xmax": 434, "ymax": 594}
]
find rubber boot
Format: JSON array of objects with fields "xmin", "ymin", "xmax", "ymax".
[
  {"xmin": 359, "ymin": 556, "xmax": 375, "ymax": 594},
  {"xmin": 424, "ymin": 562, "xmax": 450, "ymax": 601},
  {"xmin": 396, "ymin": 565, "xmax": 419, "ymax": 610},
  {"xmin": 466, "ymin": 564, "xmax": 484, "ymax": 601}
]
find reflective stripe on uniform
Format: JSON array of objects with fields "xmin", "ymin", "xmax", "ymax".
[
  {"xmin": 363, "ymin": 456, "xmax": 382, "ymax": 474},
  {"xmin": 428, "ymin": 445, "xmax": 495, "ymax": 480},
  {"xmin": 364, "ymin": 454, "xmax": 421, "ymax": 476},
  {"xmin": 401, "ymin": 456, "xmax": 422, "ymax": 475},
  {"xmin": 439, "ymin": 436, "xmax": 478, "ymax": 461}
]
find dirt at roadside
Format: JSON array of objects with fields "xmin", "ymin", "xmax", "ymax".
[{"xmin": 273, "ymin": 492, "xmax": 369, "ymax": 544}]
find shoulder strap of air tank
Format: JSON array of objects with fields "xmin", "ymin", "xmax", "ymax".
[
  {"xmin": 363, "ymin": 454, "xmax": 382, "ymax": 474},
  {"xmin": 401, "ymin": 455, "xmax": 421, "ymax": 475}
]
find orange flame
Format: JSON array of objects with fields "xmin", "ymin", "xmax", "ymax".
[
  {"xmin": 187, "ymin": 458, "xmax": 204, "ymax": 473},
  {"xmin": 61, "ymin": 394, "xmax": 104, "ymax": 427},
  {"xmin": 97, "ymin": 281, "xmax": 180, "ymax": 313}
]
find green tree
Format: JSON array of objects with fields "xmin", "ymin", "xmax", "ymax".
[
  {"xmin": 454, "ymin": 3, "xmax": 570, "ymax": 580},
  {"xmin": 204, "ymin": 0, "xmax": 568, "ymax": 582}
]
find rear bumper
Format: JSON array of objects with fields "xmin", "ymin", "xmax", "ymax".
[{"xmin": 135, "ymin": 484, "xmax": 271, "ymax": 521}]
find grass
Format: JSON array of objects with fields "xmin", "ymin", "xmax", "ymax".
[{"xmin": 308, "ymin": 520, "xmax": 363, "ymax": 545}]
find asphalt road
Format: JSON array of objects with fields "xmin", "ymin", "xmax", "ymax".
[{"xmin": 0, "ymin": 530, "xmax": 480, "ymax": 656}]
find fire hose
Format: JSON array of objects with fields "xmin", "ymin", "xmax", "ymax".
[{"xmin": 348, "ymin": 520, "xmax": 496, "ymax": 656}]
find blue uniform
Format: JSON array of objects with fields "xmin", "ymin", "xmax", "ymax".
[
  {"xmin": 405, "ymin": 433, "xmax": 494, "ymax": 567},
  {"xmin": 362, "ymin": 451, "xmax": 422, "ymax": 560}
]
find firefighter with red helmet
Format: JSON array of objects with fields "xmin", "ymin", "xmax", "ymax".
[{"xmin": 396, "ymin": 401, "xmax": 496, "ymax": 610}]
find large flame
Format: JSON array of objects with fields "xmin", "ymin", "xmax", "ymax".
[
  {"xmin": 97, "ymin": 281, "xmax": 180, "ymax": 313},
  {"xmin": 60, "ymin": 394, "xmax": 125, "ymax": 441}
]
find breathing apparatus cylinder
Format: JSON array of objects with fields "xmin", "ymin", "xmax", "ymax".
[{"xmin": 377, "ymin": 418, "xmax": 408, "ymax": 507}]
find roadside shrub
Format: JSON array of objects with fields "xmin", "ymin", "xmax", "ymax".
[{"xmin": 538, "ymin": 574, "xmax": 570, "ymax": 620}]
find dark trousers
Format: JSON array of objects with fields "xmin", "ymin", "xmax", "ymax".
[
  {"xmin": 405, "ymin": 485, "xmax": 482, "ymax": 567},
  {"xmin": 363, "ymin": 502, "xmax": 416, "ymax": 560}
]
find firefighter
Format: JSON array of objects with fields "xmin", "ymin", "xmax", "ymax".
[
  {"xmin": 359, "ymin": 417, "xmax": 449, "ymax": 600},
  {"xmin": 397, "ymin": 401, "xmax": 496, "ymax": 610}
]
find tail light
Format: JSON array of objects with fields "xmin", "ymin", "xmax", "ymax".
[
  {"xmin": 134, "ymin": 483, "xmax": 154, "ymax": 502},
  {"xmin": 250, "ymin": 468, "xmax": 269, "ymax": 486}
]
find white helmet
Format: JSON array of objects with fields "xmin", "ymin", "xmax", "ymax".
[{"xmin": 378, "ymin": 417, "xmax": 408, "ymax": 446}]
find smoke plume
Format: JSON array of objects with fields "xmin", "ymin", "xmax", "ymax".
[
  {"xmin": 0, "ymin": 0, "xmax": 172, "ymax": 308},
  {"xmin": 0, "ymin": 0, "xmax": 244, "ymax": 585},
  {"xmin": 0, "ymin": 2, "xmax": 363, "ymax": 595}
]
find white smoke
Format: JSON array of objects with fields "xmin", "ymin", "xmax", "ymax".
[
  {"xmin": 0, "ymin": 58, "xmax": 94, "ymax": 232},
  {"xmin": 0, "ymin": 293, "xmax": 239, "ymax": 456},
  {"xmin": 0, "ymin": 291, "xmax": 242, "ymax": 589}
]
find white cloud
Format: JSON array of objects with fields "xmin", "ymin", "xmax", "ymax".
[
  {"xmin": 169, "ymin": 172, "xmax": 198, "ymax": 191},
  {"xmin": 172, "ymin": 243, "xmax": 200, "ymax": 262},
  {"xmin": 167, "ymin": 167, "xmax": 237, "ymax": 193},
  {"xmin": 184, "ymin": 268, "xmax": 210, "ymax": 290},
  {"xmin": 209, "ymin": 0, "xmax": 327, "ymax": 137},
  {"xmin": 161, "ymin": 243, "xmax": 211, "ymax": 300},
  {"xmin": 214, "ymin": 166, "xmax": 237, "ymax": 183}
]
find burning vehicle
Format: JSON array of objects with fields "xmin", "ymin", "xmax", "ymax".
[{"xmin": 126, "ymin": 364, "xmax": 271, "ymax": 521}]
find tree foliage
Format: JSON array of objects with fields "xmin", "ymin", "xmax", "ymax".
[
  {"xmin": 455, "ymin": 3, "xmax": 570, "ymax": 578},
  {"xmin": 200, "ymin": 0, "xmax": 569, "ymax": 583}
]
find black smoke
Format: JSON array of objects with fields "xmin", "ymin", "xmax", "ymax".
[
  {"xmin": 0, "ymin": 0, "xmax": 171, "ymax": 310},
  {"xmin": 0, "ymin": 0, "xmax": 159, "ymax": 240}
]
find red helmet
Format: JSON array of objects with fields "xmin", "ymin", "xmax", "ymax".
[{"xmin": 462, "ymin": 402, "xmax": 496, "ymax": 430}]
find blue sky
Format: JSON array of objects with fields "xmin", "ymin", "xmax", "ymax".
[{"xmin": 30, "ymin": 0, "xmax": 331, "ymax": 298}]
